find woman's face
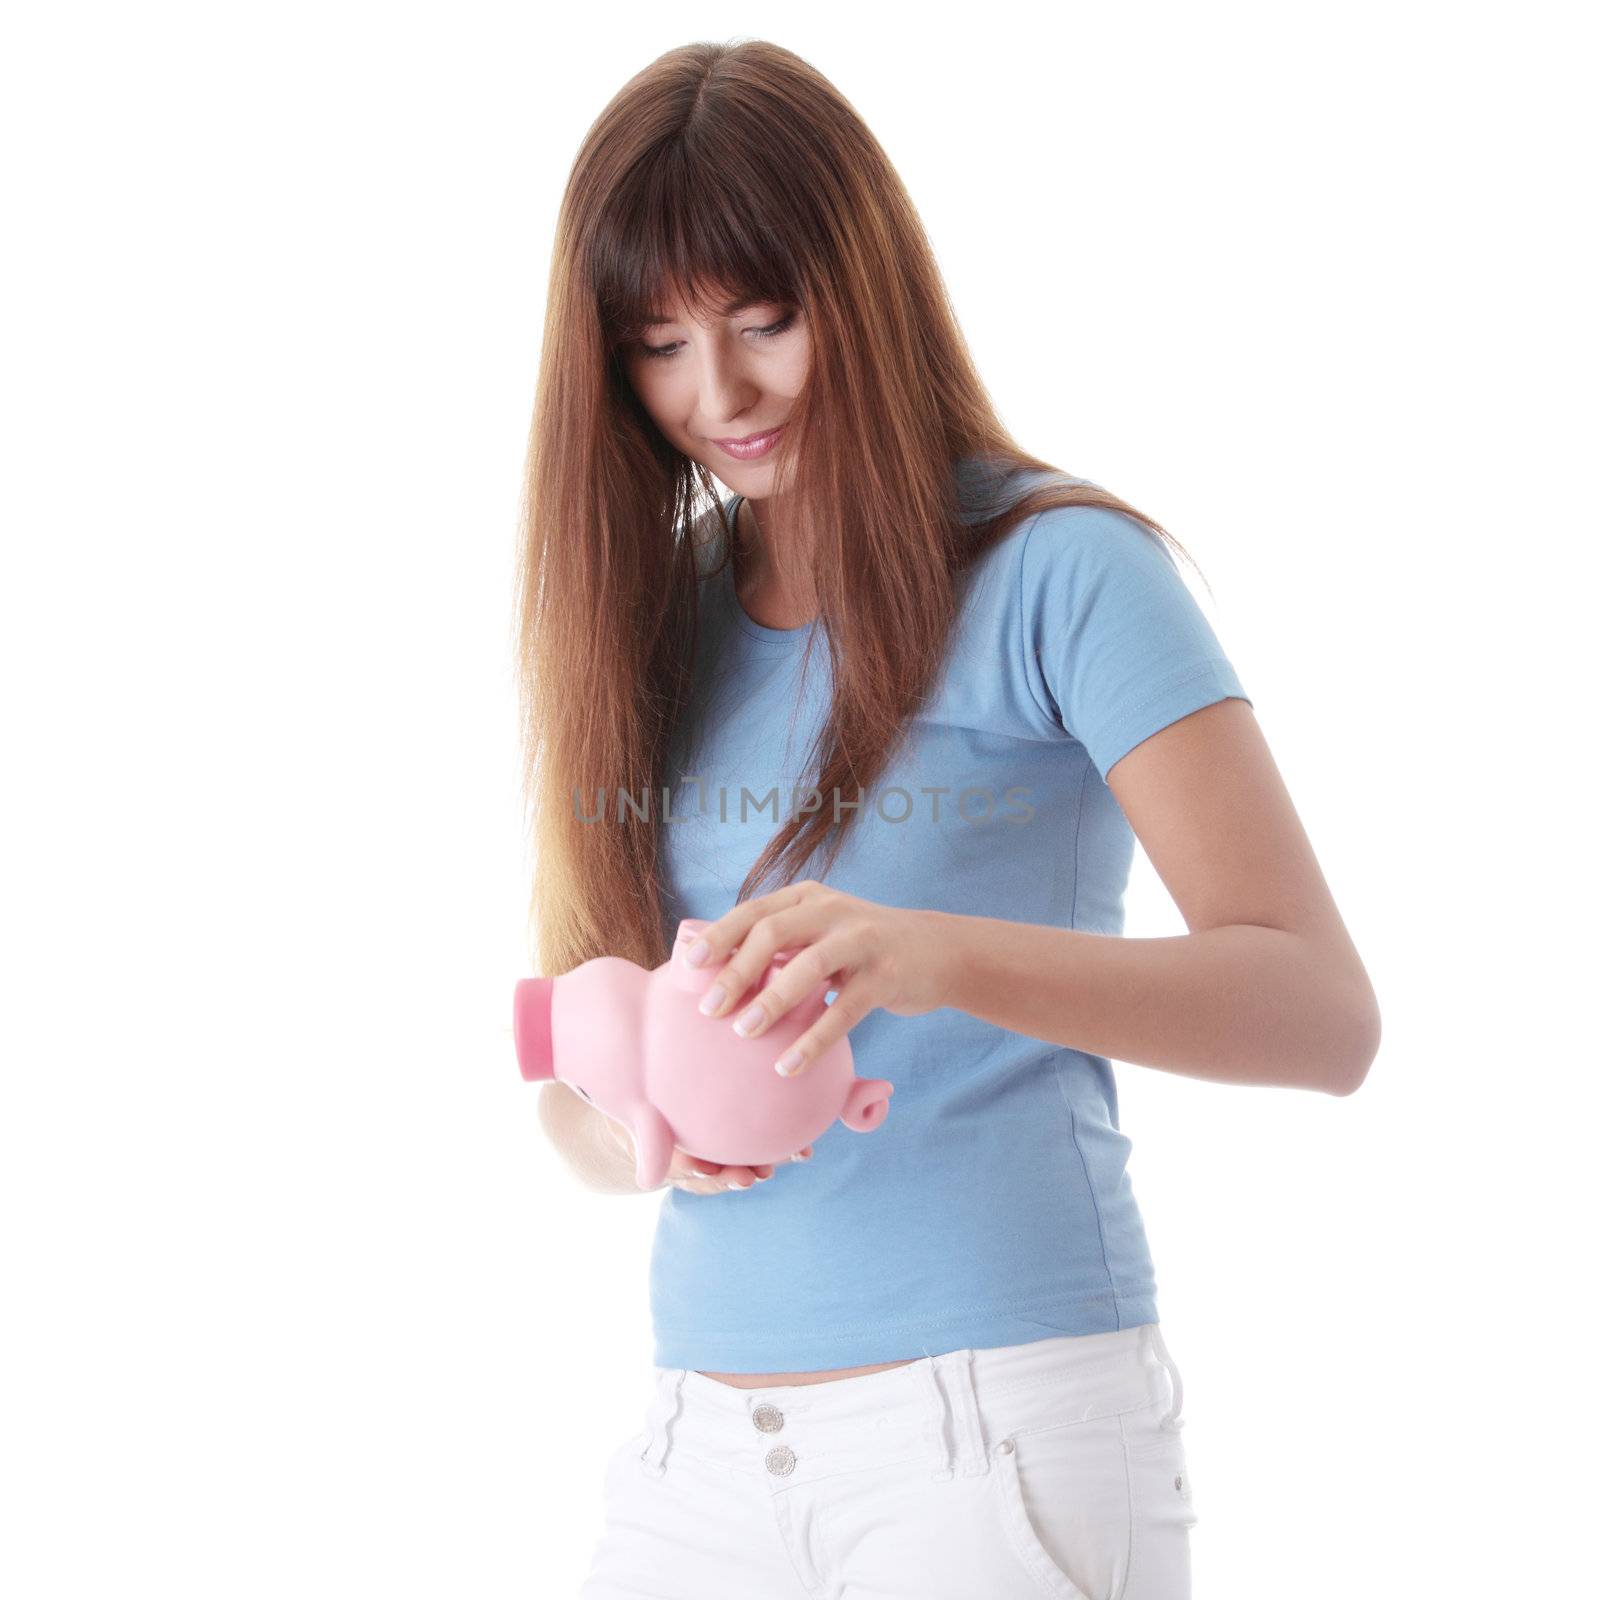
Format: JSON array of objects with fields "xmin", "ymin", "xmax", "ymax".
[{"xmin": 619, "ymin": 291, "xmax": 809, "ymax": 488}]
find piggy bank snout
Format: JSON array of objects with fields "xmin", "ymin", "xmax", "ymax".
[{"xmin": 513, "ymin": 977, "xmax": 556, "ymax": 1081}]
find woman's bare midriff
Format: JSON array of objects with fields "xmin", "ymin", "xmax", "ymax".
[{"xmin": 696, "ymin": 1358, "xmax": 916, "ymax": 1388}]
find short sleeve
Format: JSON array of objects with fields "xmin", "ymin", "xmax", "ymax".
[{"xmin": 1019, "ymin": 504, "xmax": 1252, "ymax": 779}]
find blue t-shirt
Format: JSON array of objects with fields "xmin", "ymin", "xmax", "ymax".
[{"xmin": 650, "ymin": 461, "xmax": 1252, "ymax": 1371}]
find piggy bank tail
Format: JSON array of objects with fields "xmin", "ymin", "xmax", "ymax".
[
  {"xmin": 513, "ymin": 978, "xmax": 555, "ymax": 1081},
  {"xmin": 840, "ymin": 1077, "xmax": 894, "ymax": 1132}
]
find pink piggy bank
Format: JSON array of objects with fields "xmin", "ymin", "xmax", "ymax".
[{"xmin": 514, "ymin": 916, "xmax": 894, "ymax": 1189}]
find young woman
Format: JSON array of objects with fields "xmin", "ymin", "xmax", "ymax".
[{"xmin": 516, "ymin": 39, "xmax": 1380, "ymax": 1600}]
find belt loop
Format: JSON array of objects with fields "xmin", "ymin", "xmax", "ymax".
[
  {"xmin": 925, "ymin": 1348, "xmax": 990, "ymax": 1482},
  {"xmin": 913, "ymin": 1362, "xmax": 952, "ymax": 1481},
  {"xmin": 639, "ymin": 1368, "xmax": 685, "ymax": 1477},
  {"xmin": 1147, "ymin": 1324, "xmax": 1185, "ymax": 1432}
]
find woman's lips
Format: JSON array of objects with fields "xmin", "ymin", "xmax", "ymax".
[{"xmin": 711, "ymin": 425, "xmax": 784, "ymax": 461}]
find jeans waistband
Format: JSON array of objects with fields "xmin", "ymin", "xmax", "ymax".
[{"xmin": 633, "ymin": 1322, "xmax": 1184, "ymax": 1493}]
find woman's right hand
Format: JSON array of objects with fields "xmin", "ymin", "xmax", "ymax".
[{"xmin": 600, "ymin": 1113, "xmax": 813, "ymax": 1194}]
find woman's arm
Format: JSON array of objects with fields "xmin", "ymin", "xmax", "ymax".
[
  {"xmin": 934, "ymin": 698, "xmax": 1380, "ymax": 1095},
  {"xmin": 536, "ymin": 1080, "xmax": 654, "ymax": 1195}
]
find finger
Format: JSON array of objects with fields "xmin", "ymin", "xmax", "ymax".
[
  {"xmin": 695, "ymin": 902, "xmax": 828, "ymax": 1021},
  {"xmin": 724, "ymin": 943, "xmax": 842, "ymax": 1040},
  {"xmin": 672, "ymin": 1166, "xmax": 726, "ymax": 1189},
  {"xmin": 682, "ymin": 884, "xmax": 817, "ymax": 973},
  {"xmin": 713, "ymin": 934, "xmax": 844, "ymax": 1043},
  {"xmin": 771, "ymin": 983, "xmax": 869, "ymax": 1078}
]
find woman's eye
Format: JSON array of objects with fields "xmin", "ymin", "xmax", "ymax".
[
  {"xmin": 639, "ymin": 311, "xmax": 795, "ymax": 361},
  {"xmin": 750, "ymin": 311, "xmax": 796, "ymax": 341}
]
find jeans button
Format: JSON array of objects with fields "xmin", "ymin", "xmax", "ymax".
[
  {"xmin": 764, "ymin": 1444, "xmax": 797, "ymax": 1476},
  {"xmin": 751, "ymin": 1404, "xmax": 785, "ymax": 1433}
]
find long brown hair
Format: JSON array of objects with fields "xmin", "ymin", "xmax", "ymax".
[{"xmin": 514, "ymin": 39, "xmax": 1202, "ymax": 979}]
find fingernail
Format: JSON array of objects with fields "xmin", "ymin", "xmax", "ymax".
[
  {"xmin": 733, "ymin": 1002, "xmax": 765, "ymax": 1037},
  {"xmin": 729, "ymin": 1177, "xmax": 752, "ymax": 1189},
  {"xmin": 698, "ymin": 984, "xmax": 727, "ymax": 1016},
  {"xmin": 686, "ymin": 938, "xmax": 711, "ymax": 967},
  {"xmin": 774, "ymin": 1048, "xmax": 802, "ymax": 1075}
]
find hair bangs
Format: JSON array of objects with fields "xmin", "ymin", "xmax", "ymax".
[{"xmin": 591, "ymin": 160, "xmax": 804, "ymax": 352}]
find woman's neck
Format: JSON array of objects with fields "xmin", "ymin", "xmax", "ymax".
[{"xmin": 733, "ymin": 495, "xmax": 818, "ymax": 627}]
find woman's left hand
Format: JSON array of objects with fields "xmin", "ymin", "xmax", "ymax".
[{"xmin": 683, "ymin": 881, "xmax": 951, "ymax": 1077}]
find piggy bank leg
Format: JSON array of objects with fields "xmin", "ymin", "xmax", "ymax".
[
  {"xmin": 840, "ymin": 1077, "xmax": 894, "ymax": 1132},
  {"xmin": 629, "ymin": 1105, "xmax": 678, "ymax": 1190}
]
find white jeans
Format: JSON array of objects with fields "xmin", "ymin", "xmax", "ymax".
[{"xmin": 579, "ymin": 1322, "xmax": 1197, "ymax": 1599}]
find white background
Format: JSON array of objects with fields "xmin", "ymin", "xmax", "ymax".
[{"xmin": 3, "ymin": 3, "xmax": 1594, "ymax": 1596}]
